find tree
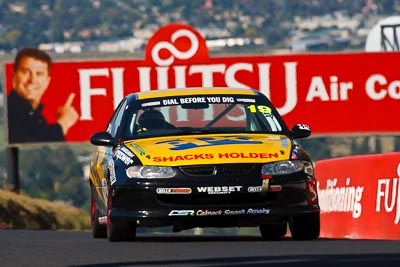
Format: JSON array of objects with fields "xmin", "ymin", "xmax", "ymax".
[{"xmin": 18, "ymin": 146, "xmax": 90, "ymax": 209}]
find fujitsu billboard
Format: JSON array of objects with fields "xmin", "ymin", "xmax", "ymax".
[{"xmin": 4, "ymin": 23, "xmax": 400, "ymax": 144}]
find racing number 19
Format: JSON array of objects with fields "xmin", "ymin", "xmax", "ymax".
[{"xmin": 247, "ymin": 104, "xmax": 272, "ymax": 115}]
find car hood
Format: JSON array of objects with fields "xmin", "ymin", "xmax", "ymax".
[{"xmin": 125, "ymin": 134, "xmax": 292, "ymax": 167}]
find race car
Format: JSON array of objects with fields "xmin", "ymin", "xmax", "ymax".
[{"xmin": 89, "ymin": 87, "xmax": 320, "ymax": 241}]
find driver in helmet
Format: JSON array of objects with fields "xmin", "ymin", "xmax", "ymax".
[{"xmin": 138, "ymin": 109, "xmax": 167, "ymax": 131}]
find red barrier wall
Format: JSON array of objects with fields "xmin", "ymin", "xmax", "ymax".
[{"xmin": 315, "ymin": 152, "xmax": 400, "ymax": 239}]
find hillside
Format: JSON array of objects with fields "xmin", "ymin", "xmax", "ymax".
[
  {"xmin": 0, "ymin": 189, "xmax": 90, "ymax": 230},
  {"xmin": 0, "ymin": 0, "xmax": 396, "ymax": 52}
]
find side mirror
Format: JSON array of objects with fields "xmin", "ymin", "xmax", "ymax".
[
  {"xmin": 291, "ymin": 124, "xmax": 311, "ymax": 139},
  {"xmin": 90, "ymin": 132, "xmax": 117, "ymax": 147}
]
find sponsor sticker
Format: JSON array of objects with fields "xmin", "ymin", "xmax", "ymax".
[
  {"xmin": 108, "ymin": 161, "xmax": 116, "ymax": 185},
  {"xmin": 152, "ymin": 152, "xmax": 278, "ymax": 162},
  {"xmin": 156, "ymin": 136, "xmax": 263, "ymax": 151},
  {"xmin": 196, "ymin": 208, "xmax": 270, "ymax": 216},
  {"xmin": 248, "ymin": 186, "xmax": 263, "ymax": 193},
  {"xmin": 120, "ymin": 146, "xmax": 134, "ymax": 157},
  {"xmin": 168, "ymin": 210, "xmax": 195, "ymax": 216},
  {"xmin": 197, "ymin": 186, "xmax": 242, "ymax": 194},
  {"xmin": 142, "ymin": 101, "xmax": 161, "ymax": 107},
  {"xmin": 115, "ymin": 150, "xmax": 134, "ymax": 165},
  {"xmin": 129, "ymin": 143, "xmax": 146, "ymax": 156},
  {"xmin": 156, "ymin": 188, "xmax": 192, "ymax": 194},
  {"xmin": 236, "ymin": 98, "xmax": 256, "ymax": 103},
  {"xmin": 160, "ymin": 96, "xmax": 237, "ymax": 106}
]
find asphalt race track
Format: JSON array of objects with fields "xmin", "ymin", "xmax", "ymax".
[{"xmin": 1, "ymin": 230, "xmax": 400, "ymax": 267}]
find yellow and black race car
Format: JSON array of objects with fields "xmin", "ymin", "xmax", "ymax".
[{"xmin": 89, "ymin": 87, "xmax": 320, "ymax": 241}]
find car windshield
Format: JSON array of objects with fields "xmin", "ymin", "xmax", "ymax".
[{"xmin": 123, "ymin": 94, "xmax": 287, "ymax": 139}]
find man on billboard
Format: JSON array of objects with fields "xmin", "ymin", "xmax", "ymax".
[{"xmin": 7, "ymin": 47, "xmax": 79, "ymax": 144}]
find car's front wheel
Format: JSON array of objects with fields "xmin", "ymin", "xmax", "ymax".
[
  {"xmin": 107, "ymin": 219, "xmax": 137, "ymax": 242},
  {"xmin": 259, "ymin": 222, "xmax": 287, "ymax": 240},
  {"xmin": 289, "ymin": 212, "xmax": 320, "ymax": 240},
  {"xmin": 106, "ymin": 187, "xmax": 137, "ymax": 241},
  {"xmin": 91, "ymin": 193, "xmax": 107, "ymax": 238}
]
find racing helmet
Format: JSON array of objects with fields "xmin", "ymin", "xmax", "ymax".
[{"xmin": 138, "ymin": 109, "xmax": 166, "ymax": 130}]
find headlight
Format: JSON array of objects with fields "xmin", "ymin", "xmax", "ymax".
[
  {"xmin": 262, "ymin": 160, "xmax": 304, "ymax": 175},
  {"xmin": 126, "ymin": 165, "xmax": 175, "ymax": 178}
]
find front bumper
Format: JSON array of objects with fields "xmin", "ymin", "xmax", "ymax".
[{"xmin": 106, "ymin": 174, "xmax": 320, "ymax": 228}]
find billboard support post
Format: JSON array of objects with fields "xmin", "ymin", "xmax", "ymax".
[{"xmin": 6, "ymin": 146, "xmax": 20, "ymax": 193}]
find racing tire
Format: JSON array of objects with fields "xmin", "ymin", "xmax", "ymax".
[
  {"xmin": 259, "ymin": 223, "xmax": 287, "ymax": 240},
  {"xmin": 92, "ymin": 210, "xmax": 107, "ymax": 238},
  {"xmin": 107, "ymin": 219, "xmax": 137, "ymax": 242},
  {"xmin": 289, "ymin": 212, "xmax": 320, "ymax": 240},
  {"xmin": 91, "ymin": 194, "xmax": 107, "ymax": 238}
]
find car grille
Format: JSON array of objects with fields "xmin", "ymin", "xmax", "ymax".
[
  {"xmin": 179, "ymin": 164, "xmax": 255, "ymax": 177},
  {"xmin": 222, "ymin": 165, "xmax": 255, "ymax": 176},
  {"xmin": 179, "ymin": 165, "xmax": 216, "ymax": 176}
]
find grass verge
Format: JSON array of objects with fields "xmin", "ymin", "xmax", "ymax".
[{"xmin": 0, "ymin": 189, "xmax": 90, "ymax": 230}]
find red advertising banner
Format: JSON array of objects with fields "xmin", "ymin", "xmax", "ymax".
[
  {"xmin": 4, "ymin": 23, "xmax": 400, "ymax": 144},
  {"xmin": 315, "ymin": 152, "xmax": 400, "ymax": 240}
]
